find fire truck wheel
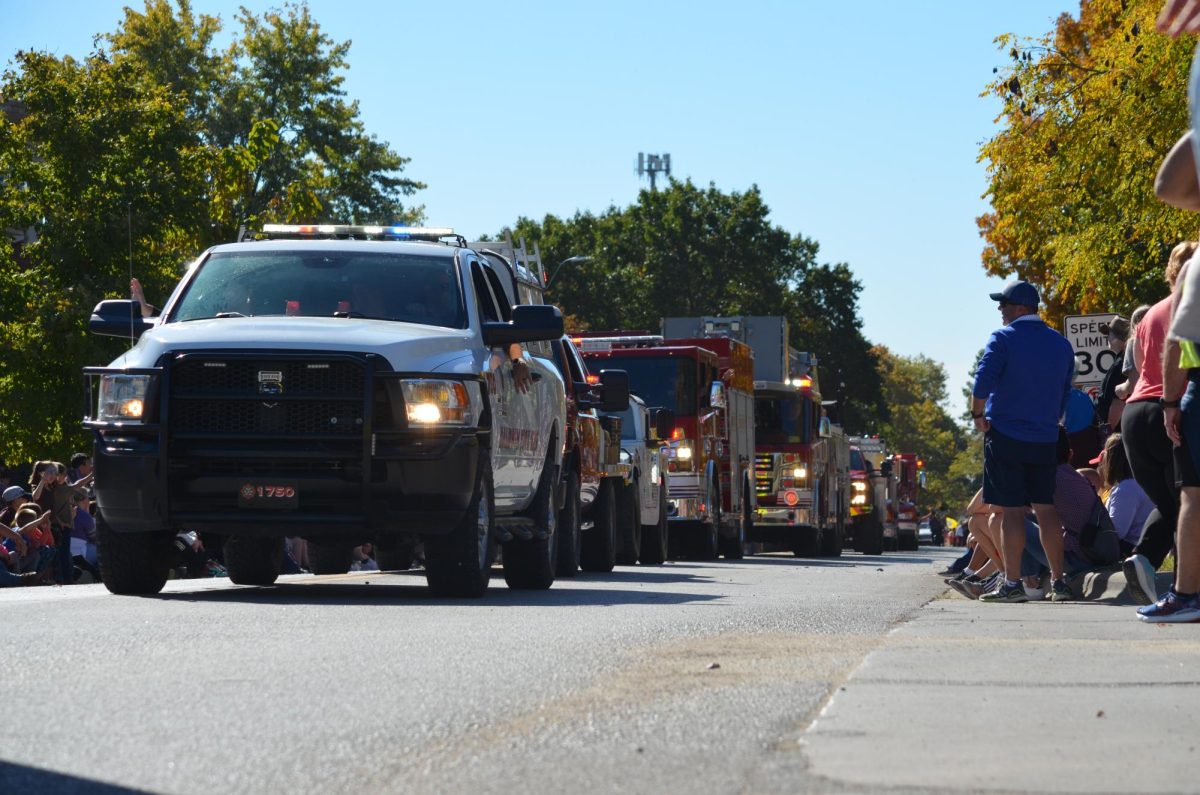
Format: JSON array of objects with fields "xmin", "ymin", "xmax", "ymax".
[
  {"xmin": 719, "ymin": 484, "xmax": 749, "ymax": 560},
  {"xmin": 580, "ymin": 478, "xmax": 617, "ymax": 572},
  {"xmin": 223, "ymin": 536, "xmax": 284, "ymax": 586},
  {"xmin": 819, "ymin": 524, "xmax": 843, "ymax": 558},
  {"xmin": 615, "ymin": 480, "xmax": 641, "ymax": 566},
  {"xmin": 555, "ymin": 468, "xmax": 582, "ymax": 578},
  {"xmin": 899, "ymin": 531, "xmax": 919, "ymax": 552},
  {"xmin": 640, "ymin": 482, "xmax": 669, "ymax": 565},
  {"xmin": 694, "ymin": 476, "xmax": 720, "ymax": 561},
  {"xmin": 791, "ymin": 530, "xmax": 820, "ymax": 558},
  {"xmin": 858, "ymin": 514, "xmax": 885, "ymax": 556}
]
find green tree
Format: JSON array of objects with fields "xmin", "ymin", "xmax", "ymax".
[
  {"xmin": 507, "ymin": 180, "xmax": 886, "ymax": 432},
  {"xmin": 0, "ymin": 0, "xmax": 423, "ymax": 463},
  {"xmin": 979, "ymin": 0, "xmax": 1194, "ymax": 323},
  {"xmin": 872, "ymin": 346, "xmax": 976, "ymax": 511}
]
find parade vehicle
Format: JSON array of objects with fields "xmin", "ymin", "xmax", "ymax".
[
  {"xmin": 579, "ymin": 332, "xmax": 755, "ymax": 560},
  {"xmin": 84, "ymin": 224, "xmax": 568, "ymax": 598},
  {"xmin": 889, "ymin": 452, "xmax": 925, "ymax": 552},
  {"xmin": 846, "ymin": 437, "xmax": 891, "ymax": 555},
  {"xmin": 603, "ymin": 394, "xmax": 674, "ymax": 565},
  {"xmin": 548, "ymin": 335, "xmax": 630, "ymax": 575},
  {"xmin": 662, "ymin": 316, "xmax": 851, "ymax": 559}
]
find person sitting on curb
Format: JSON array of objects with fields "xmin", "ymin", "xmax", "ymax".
[{"xmin": 1094, "ymin": 433, "xmax": 1155, "ymax": 558}]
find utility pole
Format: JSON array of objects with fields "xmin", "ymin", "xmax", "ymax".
[{"xmin": 637, "ymin": 152, "xmax": 671, "ymax": 191}]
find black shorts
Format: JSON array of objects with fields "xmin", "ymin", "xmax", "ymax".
[{"xmin": 983, "ymin": 428, "xmax": 1056, "ymax": 507}]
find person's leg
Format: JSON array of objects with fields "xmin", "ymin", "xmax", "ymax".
[
  {"xmin": 1177, "ymin": 489, "xmax": 1200, "ymax": 593},
  {"xmin": 1123, "ymin": 401, "xmax": 1179, "ymax": 567},
  {"xmin": 1031, "ymin": 503, "xmax": 1065, "ymax": 582},
  {"xmin": 971, "ymin": 513, "xmax": 1002, "ymax": 567},
  {"xmin": 1000, "ymin": 507, "xmax": 1026, "ymax": 582}
]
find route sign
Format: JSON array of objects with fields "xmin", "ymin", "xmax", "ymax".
[{"xmin": 1062, "ymin": 313, "xmax": 1119, "ymax": 391}]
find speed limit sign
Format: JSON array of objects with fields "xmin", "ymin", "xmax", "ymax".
[{"xmin": 1062, "ymin": 313, "xmax": 1119, "ymax": 388}]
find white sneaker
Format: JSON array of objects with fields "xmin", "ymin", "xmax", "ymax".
[{"xmin": 1024, "ymin": 586, "xmax": 1046, "ymax": 602}]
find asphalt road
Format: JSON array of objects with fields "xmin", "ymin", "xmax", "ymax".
[{"xmin": 0, "ymin": 546, "xmax": 956, "ymax": 795}]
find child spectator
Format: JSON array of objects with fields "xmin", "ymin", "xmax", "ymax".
[
  {"xmin": 70, "ymin": 490, "xmax": 99, "ymax": 581},
  {"xmin": 1096, "ymin": 433, "xmax": 1155, "ymax": 557}
]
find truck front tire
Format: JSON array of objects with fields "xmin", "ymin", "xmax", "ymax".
[
  {"xmin": 425, "ymin": 456, "xmax": 495, "ymax": 597},
  {"xmin": 640, "ymin": 482, "xmax": 669, "ymax": 565},
  {"xmin": 555, "ymin": 468, "xmax": 582, "ymax": 578},
  {"xmin": 97, "ymin": 514, "xmax": 172, "ymax": 595},
  {"xmin": 504, "ymin": 450, "xmax": 558, "ymax": 590},
  {"xmin": 580, "ymin": 478, "xmax": 616, "ymax": 573},
  {"xmin": 614, "ymin": 480, "xmax": 641, "ymax": 566},
  {"xmin": 223, "ymin": 536, "xmax": 284, "ymax": 586}
]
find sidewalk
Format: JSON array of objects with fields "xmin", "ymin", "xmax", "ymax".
[{"xmin": 802, "ymin": 570, "xmax": 1200, "ymax": 794}]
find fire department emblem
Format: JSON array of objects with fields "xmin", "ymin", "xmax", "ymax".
[{"xmin": 239, "ymin": 484, "xmax": 256, "ymax": 501}]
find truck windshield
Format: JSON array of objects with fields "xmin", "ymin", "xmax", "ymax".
[
  {"xmin": 850, "ymin": 449, "xmax": 867, "ymax": 471},
  {"xmin": 594, "ymin": 356, "xmax": 696, "ymax": 416},
  {"xmin": 170, "ymin": 251, "xmax": 464, "ymax": 327},
  {"xmin": 754, "ymin": 392, "xmax": 812, "ymax": 444}
]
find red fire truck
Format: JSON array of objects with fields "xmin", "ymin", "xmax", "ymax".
[
  {"xmin": 579, "ymin": 333, "xmax": 755, "ymax": 560},
  {"xmin": 847, "ymin": 439, "xmax": 886, "ymax": 555},
  {"xmin": 889, "ymin": 452, "xmax": 924, "ymax": 551},
  {"xmin": 660, "ymin": 317, "xmax": 849, "ymax": 559}
]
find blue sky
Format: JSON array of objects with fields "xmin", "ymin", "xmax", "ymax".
[{"xmin": 1, "ymin": 0, "xmax": 1073, "ymax": 408}]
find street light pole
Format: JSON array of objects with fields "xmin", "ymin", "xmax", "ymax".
[{"xmin": 545, "ymin": 255, "xmax": 592, "ymax": 289}]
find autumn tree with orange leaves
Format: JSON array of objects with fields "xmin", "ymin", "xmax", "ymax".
[{"xmin": 979, "ymin": 0, "xmax": 1196, "ymax": 326}]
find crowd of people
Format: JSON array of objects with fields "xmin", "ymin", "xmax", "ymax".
[{"xmin": 0, "ymin": 456, "xmax": 389, "ymax": 588}]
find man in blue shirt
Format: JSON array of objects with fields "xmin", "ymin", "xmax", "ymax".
[{"xmin": 971, "ymin": 281, "xmax": 1076, "ymax": 603}]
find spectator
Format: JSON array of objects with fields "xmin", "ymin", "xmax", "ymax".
[
  {"xmin": 67, "ymin": 453, "xmax": 92, "ymax": 485},
  {"xmin": 971, "ymin": 280, "xmax": 1076, "ymax": 603},
  {"xmin": 1097, "ymin": 316, "xmax": 1131, "ymax": 434},
  {"xmin": 1095, "ymin": 432, "xmax": 1155, "ymax": 558},
  {"xmin": 69, "ymin": 490, "xmax": 99, "ymax": 582},
  {"xmin": 1115, "ymin": 305, "xmax": 1153, "ymax": 403},
  {"xmin": 1120, "ymin": 242, "xmax": 1194, "ymax": 605},
  {"xmin": 9, "ymin": 506, "xmax": 57, "ymax": 576},
  {"xmin": 0, "ymin": 519, "xmax": 47, "ymax": 587},
  {"xmin": 1064, "ymin": 386, "xmax": 1102, "ymax": 466},
  {"xmin": 0, "ymin": 485, "xmax": 31, "ymax": 526}
]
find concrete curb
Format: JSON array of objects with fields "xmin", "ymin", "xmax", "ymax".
[{"xmin": 1070, "ymin": 568, "xmax": 1175, "ymax": 603}]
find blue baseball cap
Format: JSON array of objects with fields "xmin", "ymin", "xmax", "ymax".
[{"xmin": 989, "ymin": 280, "xmax": 1040, "ymax": 308}]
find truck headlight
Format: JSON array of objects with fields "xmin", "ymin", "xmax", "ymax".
[
  {"xmin": 676, "ymin": 444, "xmax": 693, "ymax": 461},
  {"xmin": 853, "ymin": 482, "xmax": 866, "ymax": 492},
  {"xmin": 401, "ymin": 379, "xmax": 479, "ymax": 426},
  {"xmin": 620, "ymin": 449, "xmax": 631, "ymax": 464},
  {"xmin": 852, "ymin": 494, "xmax": 867, "ymax": 505},
  {"xmin": 793, "ymin": 467, "xmax": 807, "ymax": 479},
  {"xmin": 97, "ymin": 375, "xmax": 152, "ymax": 422}
]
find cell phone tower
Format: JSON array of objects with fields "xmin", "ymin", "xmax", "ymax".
[{"xmin": 637, "ymin": 152, "xmax": 671, "ymax": 191}]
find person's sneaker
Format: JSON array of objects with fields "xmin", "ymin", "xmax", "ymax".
[
  {"xmin": 979, "ymin": 580, "xmax": 1028, "ymax": 603},
  {"xmin": 1137, "ymin": 590, "xmax": 1200, "ymax": 623},
  {"xmin": 1050, "ymin": 577, "xmax": 1074, "ymax": 602},
  {"xmin": 948, "ymin": 577, "xmax": 978, "ymax": 599},
  {"xmin": 1024, "ymin": 585, "xmax": 1046, "ymax": 602},
  {"xmin": 1123, "ymin": 554, "xmax": 1157, "ymax": 606}
]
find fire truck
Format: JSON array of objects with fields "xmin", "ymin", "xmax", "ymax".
[
  {"xmin": 889, "ymin": 452, "xmax": 925, "ymax": 551},
  {"xmin": 662, "ymin": 317, "xmax": 849, "ymax": 558},
  {"xmin": 847, "ymin": 438, "xmax": 888, "ymax": 555},
  {"xmin": 579, "ymin": 333, "xmax": 755, "ymax": 560}
]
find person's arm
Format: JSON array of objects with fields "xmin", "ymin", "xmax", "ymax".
[
  {"xmin": 130, "ymin": 278, "xmax": 156, "ymax": 318},
  {"xmin": 0, "ymin": 522, "xmax": 27, "ymax": 557},
  {"xmin": 506, "ymin": 342, "xmax": 531, "ymax": 393},
  {"xmin": 1165, "ymin": 266, "xmax": 1190, "ymax": 444},
  {"xmin": 971, "ymin": 333, "xmax": 1005, "ymax": 433}
]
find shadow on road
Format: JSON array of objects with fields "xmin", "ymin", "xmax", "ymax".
[
  {"xmin": 152, "ymin": 571, "xmax": 725, "ymax": 607},
  {"xmin": 0, "ymin": 762, "xmax": 149, "ymax": 795}
]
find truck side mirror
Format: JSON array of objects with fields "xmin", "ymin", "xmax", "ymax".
[
  {"xmin": 89, "ymin": 300, "xmax": 153, "ymax": 340},
  {"xmin": 482, "ymin": 304, "xmax": 564, "ymax": 346},
  {"xmin": 918, "ymin": 471, "xmax": 927, "ymax": 488},
  {"xmin": 651, "ymin": 408, "xmax": 675, "ymax": 441},
  {"xmin": 819, "ymin": 417, "xmax": 832, "ymax": 438},
  {"xmin": 598, "ymin": 369, "xmax": 630, "ymax": 413},
  {"xmin": 880, "ymin": 460, "xmax": 894, "ymax": 477},
  {"xmin": 709, "ymin": 382, "xmax": 726, "ymax": 409}
]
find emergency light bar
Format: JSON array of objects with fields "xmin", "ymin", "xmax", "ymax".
[
  {"xmin": 575, "ymin": 335, "xmax": 664, "ymax": 352},
  {"xmin": 257, "ymin": 224, "xmax": 459, "ymax": 242}
]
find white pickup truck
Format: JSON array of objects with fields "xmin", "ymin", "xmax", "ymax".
[
  {"xmin": 84, "ymin": 225, "xmax": 567, "ymax": 598},
  {"xmin": 608, "ymin": 395, "xmax": 674, "ymax": 565}
]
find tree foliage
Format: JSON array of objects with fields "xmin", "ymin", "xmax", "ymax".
[
  {"xmin": 872, "ymin": 347, "xmax": 977, "ymax": 511},
  {"xmin": 507, "ymin": 180, "xmax": 886, "ymax": 432},
  {"xmin": 978, "ymin": 0, "xmax": 1194, "ymax": 323},
  {"xmin": 0, "ymin": 0, "xmax": 421, "ymax": 463}
]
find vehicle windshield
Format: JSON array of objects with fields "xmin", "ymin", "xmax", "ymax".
[
  {"xmin": 170, "ymin": 250, "xmax": 464, "ymax": 327},
  {"xmin": 849, "ymin": 449, "xmax": 867, "ymax": 471},
  {"xmin": 754, "ymin": 392, "xmax": 812, "ymax": 444},
  {"xmin": 594, "ymin": 356, "xmax": 696, "ymax": 416}
]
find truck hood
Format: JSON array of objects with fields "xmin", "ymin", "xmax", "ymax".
[{"xmin": 106, "ymin": 317, "xmax": 476, "ymax": 372}]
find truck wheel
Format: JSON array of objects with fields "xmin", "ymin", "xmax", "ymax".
[
  {"xmin": 694, "ymin": 476, "xmax": 719, "ymax": 561},
  {"xmin": 719, "ymin": 484, "xmax": 750, "ymax": 560},
  {"xmin": 859, "ymin": 514, "xmax": 884, "ymax": 556},
  {"xmin": 425, "ymin": 456, "xmax": 495, "ymax": 597},
  {"xmin": 223, "ymin": 536, "xmax": 284, "ymax": 586},
  {"xmin": 96, "ymin": 514, "xmax": 172, "ymax": 595},
  {"xmin": 308, "ymin": 541, "xmax": 354, "ymax": 575},
  {"xmin": 503, "ymin": 449, "xmax": 558, "ymax": 590},
  {"xmin": 555, "ymin": 468, "xmax": 582, "ymax": 578},
  {"xmin": 580, "ymin": 478, "xmax": 616, "ymax": 572},
  {"xmin": 640, "ymin": 482, "xmax": 669, "ymax": 565},
  {"xmin": 615, "ymin": 480, "xmax": 641, "ymax": 566},
  {"xmin": 792, "ymin": 530, "xmax": 821, "ymax": 558},
  {"xmin": 375, "ymin": 538, "xmax": 416, "ymax": 571},
  {"xmin": 819, "ymin": 524, "xmax": 843, "ymax": 558}
]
